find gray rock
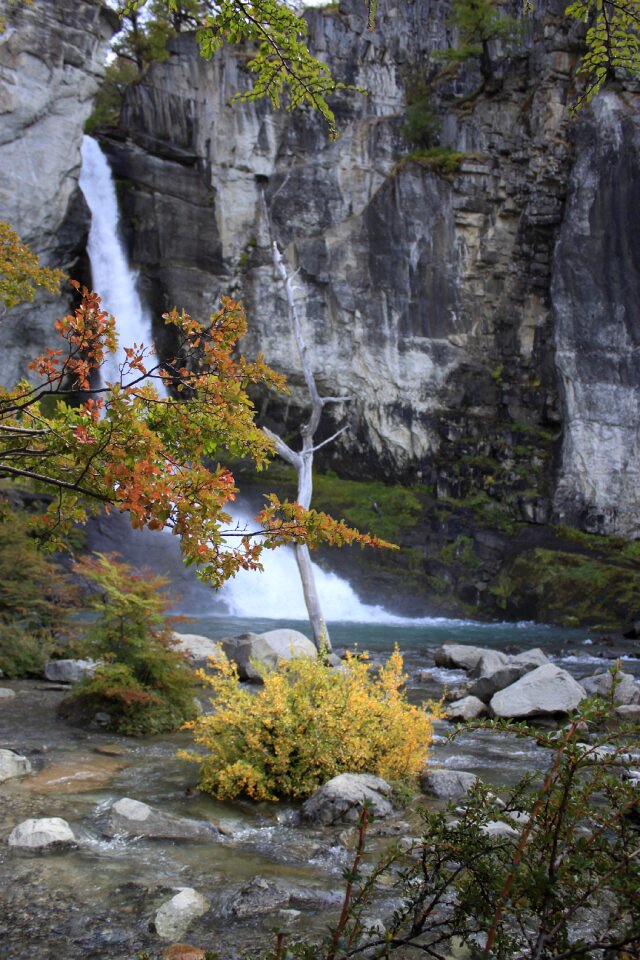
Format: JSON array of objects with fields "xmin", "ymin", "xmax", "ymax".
[
  {"xmin": 172, "ymin": 632, "xmax": 224, "ymax": 665},
  {"xmin": 301, "ymin": 773, "xmax": 394, "ymax": 825},
  {"xmin": 420, "ymin": 768, "xmax": 479, "ymax": 800},
  {"xmin": 468, "ymin": 652, "xmax": 526, "ymax": 701},
  {"xmin": 490, "ymin": 665, "xmax": 587, "ymax": 719},
  {"xmin": 154, "ymin": 888, "xmax": 208, "ymax": 941},
  {"xmin": 8, "ymin": 816, "xmax": 75, "ymax": 850},
  {"xmin": 218, "ymin": 629, "xmax": 317, "ymax": 681},
  {"xmin": 579, "ymin": 671, "xmax": 640, "ymax": 705},
  {"xmin": 433, "ymin": 645, "xmax": 491, "ymax": 672},
  {"xmin": 227, "ymin": 877, "xmax": 291, "ymax": 918},
  {"xmin": 43, "ymin": 659, "xmax": 97, "ymax": 683},
  {"xmin": 0, "ymin": 687, "xmax": 16, "ymax": 700},
  {"xmin": 104, "ymin": 797, "xmax": 219, "ymax": 841},
  {"xmin": 445, "ymin": 696, "xmax": 488, "ymax": 722},
  {"xmin": 0, "ymin": 748, "xmax": 32, "ymax": 782},
  {"xmin": 480, "ymin": 820, "xmax": 520, "ymax": 839},
  {"xmin": 510, "ymin": 649, "xmax": 550, "ymax": 670},
  {"xmin": 615, "ymin": 704, "xmax": 640, "ymax": 721}
]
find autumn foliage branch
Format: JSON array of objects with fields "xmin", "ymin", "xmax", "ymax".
[{"xmin": 0, "ymin": 282, "xmax": 385, "ymax": 585}]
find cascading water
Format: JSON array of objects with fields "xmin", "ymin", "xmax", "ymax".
[
  {"xmin": 78, "ymin": 134, "xmax": 410, "ymax": 626},
  {"xmin": 79, "ymin": 136, "xmax": 163, "ymax": 390}
]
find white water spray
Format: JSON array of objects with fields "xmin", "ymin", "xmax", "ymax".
[
  {"xmin": 216, "ymin": 509, "xmax": 430, "ymax": 625},
  {"xmin": 79, "ymin": 136, "xmax": 162, "ymax": 390}
]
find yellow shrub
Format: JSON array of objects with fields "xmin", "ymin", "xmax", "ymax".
[{"xmin": 181, "ymin": 646, "xmax": 439, "ymax": 802}]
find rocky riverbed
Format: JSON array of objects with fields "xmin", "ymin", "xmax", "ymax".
[{"xmin": 1, "ymin": 636, "xmax": 638, "ymax": 960}]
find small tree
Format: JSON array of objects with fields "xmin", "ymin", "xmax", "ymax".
[
  {"xmin": 62, "ymin": 553, "xmax": 197, "ymax": 735},
  {"xmin": 261, "ymin": 228, "xmax": 384, "ymax": 650},
  {"xmin": 437, "ymin": 0, "xmax": 520, "ymax": 82}
]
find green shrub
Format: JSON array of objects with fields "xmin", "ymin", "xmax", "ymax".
[
  {"xmin": 0, "ymin": 501, "xmax": 77, "ymax": 677},
  {"xmin": 62, "ymin": 553, "xmax": 197, "ymax": 736},
  {"xmin": 401, "ymin": 76, "xmax": 440, "ymax": 149},
  {"xmin": 182, "ymin": 647, "xmax": 440, "ymax": 801}
]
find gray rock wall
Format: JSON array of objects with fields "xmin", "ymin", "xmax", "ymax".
[
  {"xmin": 0, "ymin": 0, "xmax": 116, "ymax": 384},
  {"xmin": 1, "ymin": 0, "xmax": 638, "ymax": 539}
]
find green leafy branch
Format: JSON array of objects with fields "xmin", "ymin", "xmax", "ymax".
[{"xmin": 566, "ymin": 0, "xmax": 640, "ymax": 107}]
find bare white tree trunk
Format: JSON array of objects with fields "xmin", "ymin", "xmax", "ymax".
[{"xmin": 262, "ymin": 230, "xmax": 350, "ymax": 651}]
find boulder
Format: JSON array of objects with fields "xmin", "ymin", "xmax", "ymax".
[
  {"xmin": 579, "ymin": 671, "xmax": 640, "ymax": 704},
  {"xmin": 510, "ymin": 648, "xmax": 549, "ymax": 670},
  {"xmin": 420, "ymin": 768, "xmax": 479, "ymax": 800},
  {"xmin": 0, "ymin": 748, "xmax": 32, "ymax": 782},
  {"xmin": 43, "ymin": 659, "xmax": 97, "ymax": 683},
  {"xmin": 104, "ymin": 797, "xmax": 219, "ymax": 841},
  {"xmin": 615, "ymin": 704, "xmax": 640, "ymax": 721},
  {"xmin": 301, "ymin": 773, "xmax": 394, "ymax": 825},
  {"xmin": 445, "ymin": 696, "xmax": 488, "ymax": 722},
  {"xmin": 226, "ymin": 877, "xmax": 291, "ymax": 918},
  {"xmin": 8, "ymin": 816, "xmax": 75, "ymax": 850},
  {"xmin": 172, "ymin": 633, "xmax": 224, "ymax": 666},
  {"xmin": 433, "ymin": 645, "xmax": 491, "ymax": 672},
  {"xmin": 490, "ymin": 665, "xmax": 587, "ymax": 718},
  {"xmin": 0, "ymin": 687, "xmax": 16, "ymax": 700},
  {"xmin": 154, "ymin": 888, "xmax": 209, "ymax": 941},
  {"xmin": 218, "ymin": 629, "xmax": 317, "ymax": 681},
  {"xmin": 468, "ymin": 652, "xmax": 525, "ymax": 702},
  {"xmin": 480, "ymin": 820, "xmax": 520, "ymax": 839}
]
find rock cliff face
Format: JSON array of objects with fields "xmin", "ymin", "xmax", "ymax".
[
  {"xmin": 99, "ymin": 0, "xmax": 639, "ymax": 543},
  {"xmin": 0, "ymin": 0, "xmax": 638, "ymax": 623},
  {"xmin": 0, "ymin": 0, "xmax": 116, "ymax": 384}
]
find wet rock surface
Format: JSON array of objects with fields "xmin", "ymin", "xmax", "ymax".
[{"xmin": 104, "ymin": 798, "xmax": 220, "ymax": 841}]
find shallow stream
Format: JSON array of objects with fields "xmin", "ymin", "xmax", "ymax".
[{"xmin": 1, "ymin": 617, "xmax": 638, "ymax": 960}]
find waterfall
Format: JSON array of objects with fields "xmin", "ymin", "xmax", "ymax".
[
  {"xmin": 79, "ymin": 136, "xmax": 162, "ymax": 390},
  {"xmin": 78, "ymin": 136, "xmax": 418, "ymax": 627},
  {"xmin": 217, "ymin": 509, "xmax": 422, "ymax": 624}
]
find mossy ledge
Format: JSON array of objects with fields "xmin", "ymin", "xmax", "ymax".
[{"xmin": 233, "ymin": 460, "xmax": 640, "ymax": 630}]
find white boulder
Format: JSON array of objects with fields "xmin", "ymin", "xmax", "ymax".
[
  {"xmin": 579, "ymin": 671, "xmax": 640, "ymax": 705},
  {"xmin": 43, "ymin": 659, "xmax": 97, "ymax": 683},
  {"xmin": 218, "ymin": 629, "xmax": 317, "ymax": 681},
  {"xmin": 154, "ymin": 888, "xmax": 209, "ymax": 941},
  {"xmin": 0, "ymin": 748, "xmax": 32, "ymax": 782},
  {"xmin": 104, "ymin": 797, "xmax": 219, "ymax": 841},
  {"xmin": 8, "ymin": 816, "xmax": 75, "ymax": 850},
  {"xmin": 445, "ymin": 696, "xmax": 488, "ymax": 722},
  {"xmin": 490, "ymin": 664, "xmax": 587, "ymax": 718},
  {"xmin": 420, "ymin": 768, "xmax": 479, "ymax": 800}
]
